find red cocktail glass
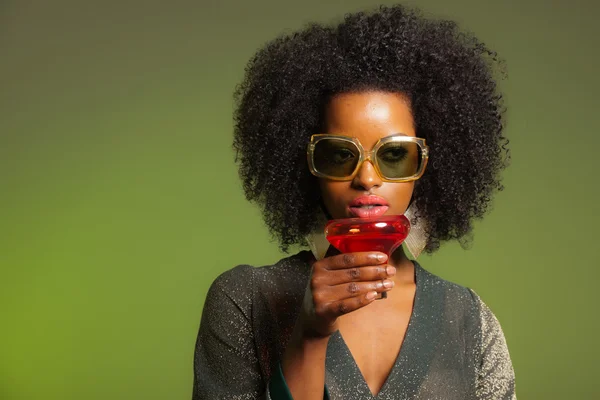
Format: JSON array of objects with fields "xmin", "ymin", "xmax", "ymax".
[{"xmin": 324, "ymin": 214, "xmax": 410, "ymax": 299}]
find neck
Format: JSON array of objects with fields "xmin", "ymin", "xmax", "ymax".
[
  {"xmin": 389, "ymin": 245, "xmax": 416, "ymax": 285},
  {"xmin": 389, "ymin": 244, "xmax": 409, "ymax": 265}
]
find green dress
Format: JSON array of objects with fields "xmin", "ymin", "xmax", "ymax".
[{"xmin": 192, "ymin": 251, "xmax": 516, "ymax": 399}]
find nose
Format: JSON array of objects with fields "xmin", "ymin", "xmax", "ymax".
[{"xmin": 352, "ymin": 160, "xmax": 382, "ymax": 191}]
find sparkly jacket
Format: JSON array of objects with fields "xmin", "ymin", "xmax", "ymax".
[{"xmin": 192, "ymin": 251, "xmax": 516, "ymax": 399}]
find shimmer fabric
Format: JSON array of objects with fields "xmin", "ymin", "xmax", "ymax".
[{"xmin": 192, "ymin": 250, "xmax": 516, "ymax": 399}]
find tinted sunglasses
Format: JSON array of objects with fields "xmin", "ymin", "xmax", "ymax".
[{"xmin": 307, "ymin": 134, "xmax": 429, "ymax": 182}]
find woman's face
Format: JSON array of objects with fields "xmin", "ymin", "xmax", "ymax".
[{"xmin": 319, "ymin": 91, "xmax": 416, "ymax": 219}]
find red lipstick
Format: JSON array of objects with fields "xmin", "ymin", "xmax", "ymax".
[{"xmin": 347, "ymin": 195, "xmax": 390, "ymax": 218}]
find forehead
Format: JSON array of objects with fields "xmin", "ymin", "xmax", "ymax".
[{"xmin": 323, "ymin": 91, "xmax": 416, "ymax": 147}]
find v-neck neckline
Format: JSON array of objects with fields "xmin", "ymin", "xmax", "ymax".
[{"xmin": 325, "ymin": 260, "xmax": 445, "ymax": 399}]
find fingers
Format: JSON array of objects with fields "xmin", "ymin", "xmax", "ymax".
[
  {"xmin": 315, "ymin": 292, "xmax": 381, "ymax": 320},
  {"xmin": 312, "ymin": 279, "xmax": 394, "ymax": 307},
  {"xmin": 324, "ymin": 264, "xmax": 396, "ymax": 286},
  {"xmin": 317, "ymin": 252, "xmax": 387, "ymax": 271},
  {"xmin": 312, "ymin": 252, "xmax": 395, "ymax": 287},
  {"xmin": 306, "ymin": 251, "xmax": 396, "ymax": 333},
  {"xmin": 327, "ymin": 279, "xmax": 395, "ymax": 301}
]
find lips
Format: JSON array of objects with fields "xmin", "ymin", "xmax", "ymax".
[{"xmin": 347, "ymin": 195, "xmax": 390, "ymax": 218}]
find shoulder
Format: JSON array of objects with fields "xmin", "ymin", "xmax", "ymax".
[
  {"xmin": 209, "ymin": 263, "xmax": 255, "ymax": 296},
  {"xmin": 205, "ymin": 250, "xmax": 312, "ymax": 312},
  {"xmin": 414, "ymin": 261, "xmax": 501, "ymax": 330},
  {"xmin": 252, "ymin": 250, "xmax": 313, "ymax": 294},
  {"xmin": 416, "ymin": 261, "xmax": 479, "ymax": 309},
  {"xmin": 201, "ymin": 264, "xmax": 255, "ymax": 325},
  {"xmin": 415, "ymin": 261, "xmax": 513, "ymax": 355}
]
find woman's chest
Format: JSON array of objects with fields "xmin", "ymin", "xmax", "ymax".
[{"xmin": 337, "ymin": 285, "xmax": 416, "ymax": 395}]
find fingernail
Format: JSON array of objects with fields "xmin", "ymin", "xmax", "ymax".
[
  {"xmin": 383, "ymin": 279, "xmax": 394, "ymax": 288},
  {"xmin": 386, "ymin": 266, "xmax": 396, "ymax": 276},
  {"xmin": 376, "ymin": 253, "xmax": 387, "ymax": 262},
  {"xmin": 366, "ymin": 291, "xmax": 378, "ymax": 300}
]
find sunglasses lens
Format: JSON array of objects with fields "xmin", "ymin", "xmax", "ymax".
[
  {"xmin": 376, "ymin": 141, "xmax": 421, "ymax": 179},
  {"xmin": 313, "ymin": 138, "xmax": 360, "ymax": 178}
]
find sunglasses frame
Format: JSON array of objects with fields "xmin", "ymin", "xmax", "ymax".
[{"xmin": 307, "ymin": 134, "xmax": 429, "ymax": 182}]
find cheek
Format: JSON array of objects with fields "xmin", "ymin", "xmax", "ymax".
[
  {"xmin": 318, "ymin": 180, "xmax": 337, "ymax": 203},
  {"xmin": 318, "ymin": 180, "xmax": 347, "ymax": 215},
  {"xmin": 386, "ymin": 182, "xmax": 415, "ymax": 213}
]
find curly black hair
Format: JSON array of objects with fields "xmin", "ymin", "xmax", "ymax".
[{"xmin": 232, "ymin": 4, "xmax": 509, "ymax": 254}]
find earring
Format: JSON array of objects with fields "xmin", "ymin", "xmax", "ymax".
[
  {"xmin": 404, "ymin": 202, "xmax": 428, "ymax": 259},
  {"xmin": 305, "ymin": 208, "xmax": 331, "ymax": 261}
]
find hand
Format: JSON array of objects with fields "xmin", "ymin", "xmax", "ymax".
[{"xmin": 298, "ymin": 252, "xmax": 396, "ymax": 338}]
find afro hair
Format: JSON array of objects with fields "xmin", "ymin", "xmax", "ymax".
[{"xmin": 232, "ymin": 4, "xmax": 509, "ymax": 253}]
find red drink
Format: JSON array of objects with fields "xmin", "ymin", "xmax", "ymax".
[{"xmin": 324, "ymin": 215, "xmax": 410, "ymax": 255}]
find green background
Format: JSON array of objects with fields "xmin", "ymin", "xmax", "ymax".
[{"xmin": 1, "ymin": 0, "xmax": 598, "ymax": 399}]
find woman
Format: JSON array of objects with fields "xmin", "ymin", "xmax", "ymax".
[{"xmin": 193, "ymin": 4, "xmax": 515, "ymax": 399}]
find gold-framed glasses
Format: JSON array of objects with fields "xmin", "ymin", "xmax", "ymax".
[{"xmin": 307, "ymin": 134, "xmax": 429, "ymax": 182}]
